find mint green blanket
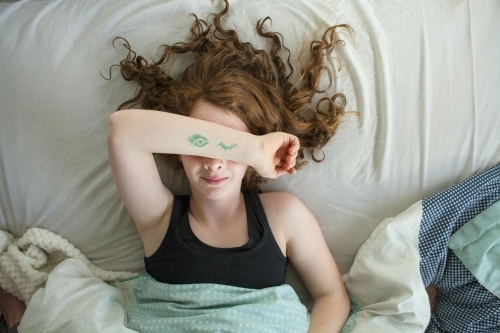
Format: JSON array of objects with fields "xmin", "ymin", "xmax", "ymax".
[
  {"xmin": 448, "ymin": 199, "xmax": 500, "ymax": 298},
  {"xmin": 126, "ymin": 276, "xmax": 310, "ymax": 333}
]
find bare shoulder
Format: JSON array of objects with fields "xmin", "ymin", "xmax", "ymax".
[
  {"xmin": 259, "ymin": 191, "xmax": 316, "ymax": 246},
  {"xmin": 259, "ymin": 191, "xmax": 312, "ymax": 219}
]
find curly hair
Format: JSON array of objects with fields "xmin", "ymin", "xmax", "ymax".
[{"xmin": 110, "ymin": 0, "xmax": 353, "ymax": 190}]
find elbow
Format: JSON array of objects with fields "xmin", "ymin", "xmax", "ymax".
[
  {"xmin": 341, "ymin": 288, "xmax": 351, "ymax": 319},
  {"xmin": 107, "ymin": 111, "xmax": 128, "ymax": 146},
  {"xmin": 315, "ymin": 285, "xmax": 351, "ymax": 321},
  {"xmin": 337, "ymin": 285, "xmax": 351, "ymax": 323},
  {"xmin": 333, "ymin": 281, "xmax": 351, "ymax": 319}
]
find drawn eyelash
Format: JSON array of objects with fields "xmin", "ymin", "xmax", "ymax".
[
  {"xmin": 187, "ymin": 134, "xmax": 209, "ymax": 147},
  {"xmin": 217, "ymin": 142, "xmax": 237, "ymax": 151}
]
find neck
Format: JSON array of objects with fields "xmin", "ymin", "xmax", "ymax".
[{"xmin": 188, "ymin": 190, "xmax": 245, "ymax": 227}]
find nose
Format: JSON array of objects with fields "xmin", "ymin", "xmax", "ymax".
[{"xmin": 203, "ymin": 157, "xmax": 224, "ymax": 171}]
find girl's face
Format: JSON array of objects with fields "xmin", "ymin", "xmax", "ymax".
[{"xmin": 180, "ymin": 100, "xmax": 250, "ymax": 201}]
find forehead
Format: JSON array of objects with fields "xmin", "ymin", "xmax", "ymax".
[{"xmin": 189, "ymin": 100, "xmax": 250, "ymax": 133}]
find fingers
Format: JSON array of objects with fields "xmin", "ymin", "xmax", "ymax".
[
  {"xmin": 275, "ymin": 158, "xmax": 296, "ymax": 176},
  {"xmin": 262, "ymin": 132, "xmax": 300, "ymax": 179},
  {"xmin": 273, "ymin": 151, "xmax": 296, "ymax": 176},
  {"xmin": 274, "ymin": 163, "xmax": 296, "ymax": 176},
  {"xmin": 288, "ymin": 135, "xmax": 300, "ymax": 154},
  {"xmin": 282, "ymin": 144, "xmax": 298, "ymax": 171}
]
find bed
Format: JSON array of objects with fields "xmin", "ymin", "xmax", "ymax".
[{"xmin": 0, "ymin": 0, "xmax": 499, "ymax": 332}]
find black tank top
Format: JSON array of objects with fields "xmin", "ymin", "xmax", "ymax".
[{"xmin": 144, "ymin": 189, "xmax": 288, "ymax": 289}]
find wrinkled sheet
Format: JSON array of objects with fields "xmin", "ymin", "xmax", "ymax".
[
  {"xmin": 128, "ymin": 277, "xmax": 309, "ymax": 333},
  {"xmin": 18, "ymin": 258, "xmax": 137, "ymax": 333}
]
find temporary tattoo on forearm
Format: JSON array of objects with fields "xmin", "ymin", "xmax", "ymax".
[
  {"xmin": 217, "ymin": 142, "xmax": 237, "ymax": 151},
  {"xmin": 187, "ymin": 134, "xmax": 209, "ymax": 147}
]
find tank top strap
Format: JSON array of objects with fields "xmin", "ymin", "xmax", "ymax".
[
  {"xmin": 242, "ymin": 189, "xmax": 264, "ymax": 245},
  {"xmin": 245, "ymin": 189, "xmax": 286, "ymax": 261},
  {"xmin": 245, "ymin": 188, "xmax": 269, "ymax": 230}
]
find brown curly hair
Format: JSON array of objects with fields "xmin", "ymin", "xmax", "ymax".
[{"xmin": 110, "ymin": 0, "xmax": 353, "ymax": 190}]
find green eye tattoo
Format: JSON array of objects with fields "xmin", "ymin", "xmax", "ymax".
[
  {"xmin": 217, "ymin": 142, "xmax": 237, "ymax": 151},
  {"xmin": 187, "ymin": 134, "xmax": 209, "ymax": 147}
]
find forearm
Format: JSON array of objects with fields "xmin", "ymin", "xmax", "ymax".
[
  {"xmin": 308, "ymin": 293, "xmax": 350, "ymax": 333},
  {"xmin": 108, "ymin": 109, "xmax": 261, "ymax": 166}
]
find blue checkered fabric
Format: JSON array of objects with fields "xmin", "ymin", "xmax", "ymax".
[{"xmin": 419, "ymin": 163, "xmax": 500, "ymax": 333}]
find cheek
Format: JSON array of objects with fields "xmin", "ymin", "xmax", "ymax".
[
  {"xmin": 179, "ymin": 155, "xmax": 201, "ymax": 171},
  {"xmin": 228, "ymin": 161, "xmax": 249, "ymax": 177}
]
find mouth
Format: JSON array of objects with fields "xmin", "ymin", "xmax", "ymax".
[{"xmin": 201, "ymin": 177, "xmax": 228, "ymax": 185}]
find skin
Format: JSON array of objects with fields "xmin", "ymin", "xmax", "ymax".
[
  {"xmin": 0, "ymin": 287, "xmax": 25, "ymax": 330},
  {"xmin": 107, "ymin": 100, "xmax": 350, "ymax": 332},
  {"xmin": 426, "ymin": 284, "xmax": 437, "ymax": 312}
]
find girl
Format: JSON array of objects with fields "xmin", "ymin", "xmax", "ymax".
[{"xmin": 107, "ymin": 1, "xmax": 351, "ymax": 331}]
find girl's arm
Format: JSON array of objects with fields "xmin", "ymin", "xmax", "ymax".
[
  {"xmin": 107, "ymin": 109, "xmax": 298, "ymax": 230},
  {"xmin": 264, "ymin": 193, "xmax": 350, "ymax": 333},
  {"xmin": 287, "ymin": 198, "xmax": 349, "ymax": 333}
]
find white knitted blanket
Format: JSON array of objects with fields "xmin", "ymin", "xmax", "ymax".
[{"xmin": 0, "ymin": 227, "xmax": 138, "ymax": 304}]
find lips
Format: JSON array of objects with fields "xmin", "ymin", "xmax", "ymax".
[{"xmin": 201, "ymin": 177, "xmax": 228, "ymax": 185}]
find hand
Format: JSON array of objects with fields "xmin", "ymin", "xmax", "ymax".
[{"xmin": 254, "ymin": 132, "xmax": 299, "ymax": 178}]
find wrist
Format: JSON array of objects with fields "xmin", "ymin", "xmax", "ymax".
[{"xmin": 248, "ymin": 134, "xmax": 265, "ymax": 172}]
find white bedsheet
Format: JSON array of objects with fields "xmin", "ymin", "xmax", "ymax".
[{"xmin": 1, "ymin": 0, "xmax": 499, "ymax": 305}]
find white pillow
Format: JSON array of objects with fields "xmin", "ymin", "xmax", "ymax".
[{"xmin": 342, "ymin": 201, "xmax": 430, "ymax": 333}]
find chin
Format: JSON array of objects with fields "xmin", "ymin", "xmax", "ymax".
[{"xmin": 194, "ymin": 183, "xmax": 240, "ymax": 201}]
